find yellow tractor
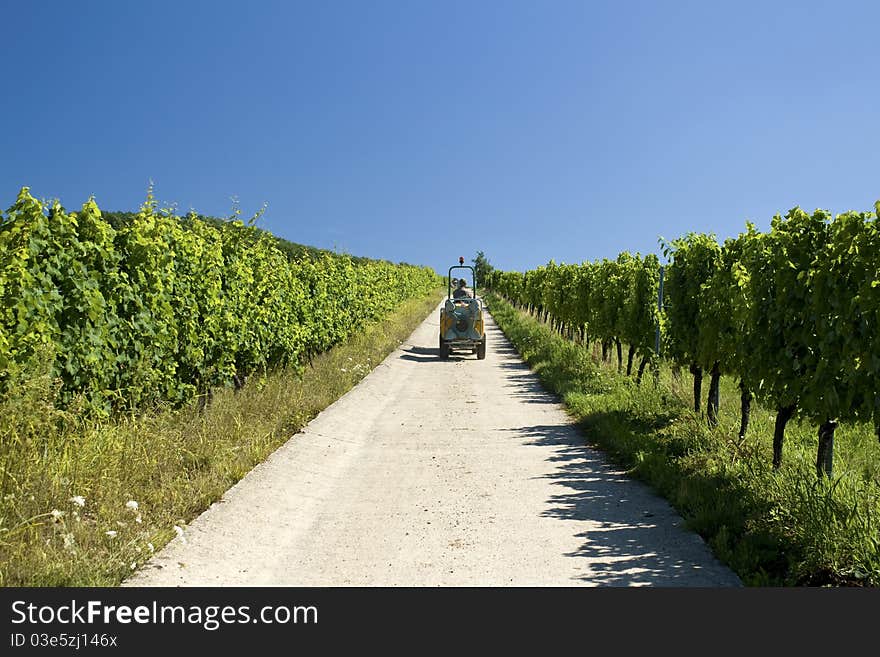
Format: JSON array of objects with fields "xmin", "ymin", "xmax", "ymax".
[{"xmin": 439, "ymin": 257, "xmax": 486, "ymax": 359}]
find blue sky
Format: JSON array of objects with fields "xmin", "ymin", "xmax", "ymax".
[{"xmin": 2, "ymin": 0, "xmax": 878, "ymax": 275}]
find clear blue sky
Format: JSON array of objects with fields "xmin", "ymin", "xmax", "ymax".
[{"xmin": 2, "ymin": 0, "xmax": 878, "ymax": 275}]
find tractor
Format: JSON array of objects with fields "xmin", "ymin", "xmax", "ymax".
[{"xmin": 439, "ymin": 257, "xmax": 486, "ymax": 360}]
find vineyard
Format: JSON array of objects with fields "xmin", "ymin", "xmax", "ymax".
[
  {"xmin": 0, "ymin": 187, "xmax": 439, "ymax": 415},
  {"xmin": 0, "ymin": 187, "xmax": 442, "ymax": 585},
  {"xmin": 3, "ymin": 184, "xmax": 879, "ymax": 586},
  {"xmin": 484, "ymin": 202, "xmax": 880, "ymax": 584},
  {"xmin": 487, "ymin": 203, "xmax": 880, "ymax": 479}
]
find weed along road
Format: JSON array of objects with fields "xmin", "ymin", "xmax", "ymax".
[{"xmin": 125, "ymin": 301, "xmax": 742, "ymax": 587}]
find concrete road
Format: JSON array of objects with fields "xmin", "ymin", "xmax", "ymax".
[{"xmin": 125, "ymin": 301, "xmax": 742, "ymax": 587}]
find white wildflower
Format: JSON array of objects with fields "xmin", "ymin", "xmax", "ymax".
[
  {"xmin": 70, "ymin": 495, "xmax": 86, "ymax": 507},
  {"xmin": 147, "ymin": 542, "xmax": 155, "ymax": 553},
  {"xmin": 125, "ymin": 500, "xmax": 139, "ymax": 511},
  {"xmin": 62, "ymin": 533, "xmax": 77, "ymax": 552},
  {"xmin": 105, "ymin": 530, "xmax": 118, "ymax": 539},
  {"xmin": 135, "ymin": 514, "xmax": 143, "ymax": 524},
  {"xmin": 50, "ymin": 509, "xmax": 65, "ymax": 522},
  {"xmin": 130, "ymin": 562, "xmax": 137, "ymax": 570},
  {"xmin": 173, "ymin": 525, "xmax": 187, "ymax": 544}
]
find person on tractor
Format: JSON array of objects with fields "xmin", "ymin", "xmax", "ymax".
[{"xmin": 453, "ymin": 278, "xmax": 473, "ymax": 299}]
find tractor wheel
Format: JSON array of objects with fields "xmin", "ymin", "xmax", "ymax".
[
  {"xmin": 439, "ymin": 338, "xmax": 450, "ymax": 359},
  {"xmin": 476, "ymin": 340, "xmax": 486, "ymax": 360}
]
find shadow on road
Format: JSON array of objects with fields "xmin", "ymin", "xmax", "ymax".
[
  {"xmin": 486, "ymin": 312, "xmax": 739, "ymax": 586},
  {"xmin": 501, "ymin": 424, "xmax": 737, "ymax": 586},
  {"xmin": 398, "ymin": 345, "xmax": 477, "ymax": 363},
  {"xmin": 489, "ymin": 343, "xmax": 519, "ymax": 357},
  {"xmin": 502, "ymin": 372, "xmax": 560, "ymax": 405}
]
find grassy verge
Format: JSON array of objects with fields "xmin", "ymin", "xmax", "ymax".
[
  {"xmin": 486, "ymin": 292, "xmax": 880, "ymax": 586},
  {"xmin": 0, "ymin": 289, "xmax": 443, "ymax": 586}
]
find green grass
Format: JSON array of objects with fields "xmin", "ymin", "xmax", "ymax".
[
  {"xmin": 486, "ymin": 292, "xmax": 880, "ymax": 586},
  {"xmin": 0, "ymin": 289, "xmax": 444, "ymax": 586}
]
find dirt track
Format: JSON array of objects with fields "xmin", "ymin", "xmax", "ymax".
[{"xmin": 125, "ymin": 301, "xmax": 742, "ymax": 587}]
